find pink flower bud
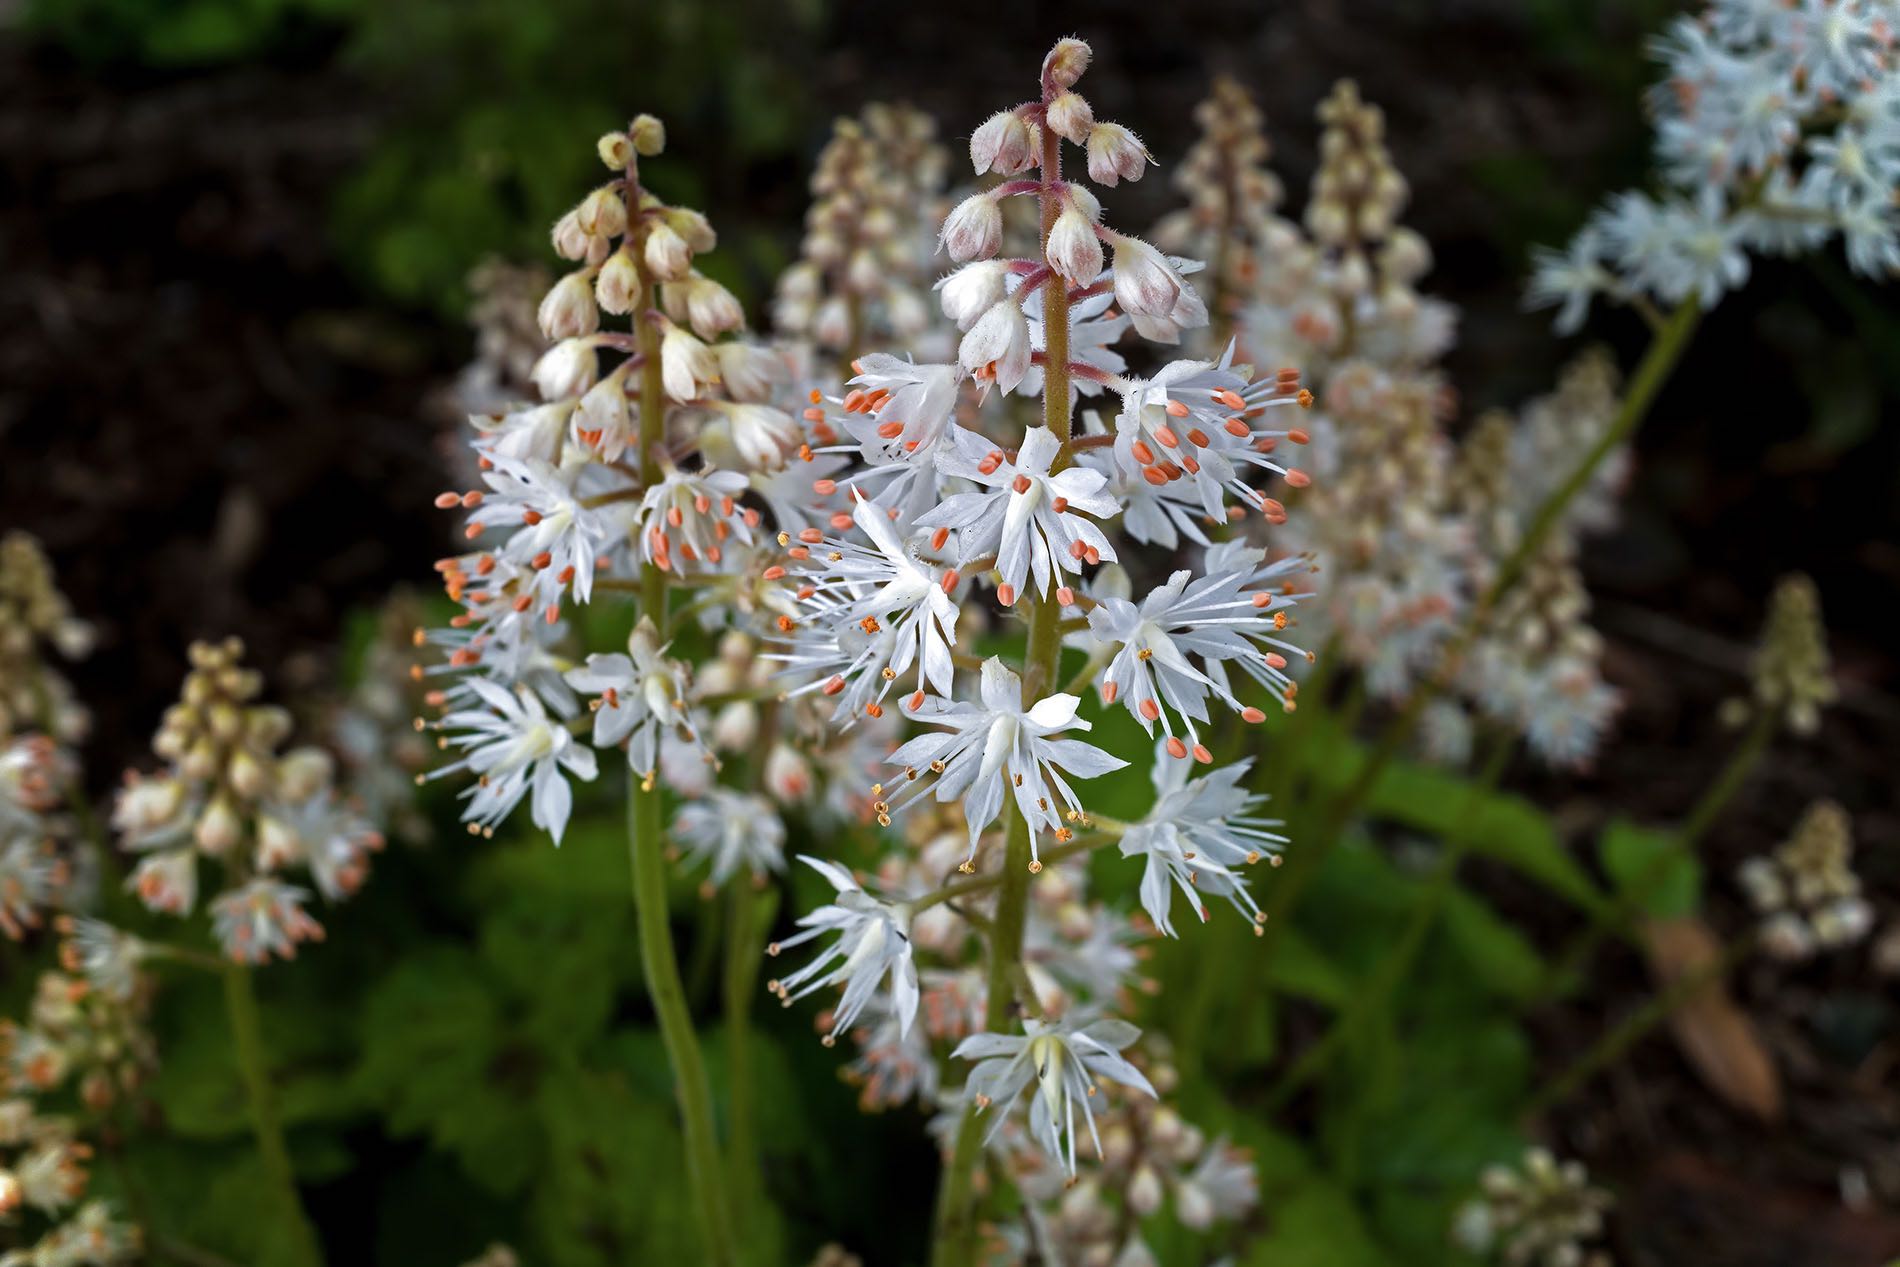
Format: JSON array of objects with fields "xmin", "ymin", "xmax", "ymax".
[
  {"xmin": 1086, "ymin": 122, "xmax": 1152, "ymax": 186},
  {"xmin": 684, "ymin": 276, "xmax": 745, "ymax": 339},
  {"xmin": 1046, "ymin": 91, "xmax": 1094, "ymax": 145},
  {"xmin": 1109, "ymin": 234, "xmax": 1182, "ymax": 318},
  {"xmin": 970, "ymin": 110, "xmax": 1036, "ymax": 175},
  {"xmin": 939, "ymin": 193, "xmax": 1003, "ymax": 262},
  {"xmin": 537, "ymin": 271, "xmax": 600, "ymax": 340},
  {"xmin": 1045, "ymin": 206, "xmax": 1103, "ymax": 286}
]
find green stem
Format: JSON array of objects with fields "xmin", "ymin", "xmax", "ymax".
[
  {"xmin": 1258, "ymin": 297, "xmax": 1703, "ymax": 968},
  {"xmin": 1264, "ymin": 732, "xmax": 1513, "ymax": 1110},
  {"xmin": 221, "ymin": 964, "xmax": 323, "ymax": 1267},
  {"xmin": 1533, "ymin": 708, "xmax": 1772, "ymax": 1001},
  {"xmin": 622, "ymin": 139, "xmax": 736, "ymax": 1267},
  {"xmin": 930, "ymin": 118, "xmax": 1073, "ymax": 1267},
  {"xmin": 1526, "ymin": 933, "xmax": 1755, "ymax": 1117},
  {"xmin": 628, "ymin": 777, "xmax": 737, "ymax": 1267},
  {"xmin": 723, "ymin": 698, "xmax": 781, "ymax": 1218}
]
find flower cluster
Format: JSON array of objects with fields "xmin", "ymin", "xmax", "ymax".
[
  {"xmin": 1738, "ymin": 799, "xmax": 1874, "ymax": 961},
  {"xmin": 1152, "ymin": 75, "xmax": 1287, "ymax": 340},
  {"xmin": 1437, "ymin": 352, "xmax": 1627, "ymax": 767},
  {"xmin": 419, "ymin": 43, "xmax": 1319, "ymax": 1238},
  {"xmin": 1725, "ymin": 572, "xmax": 1835, "ymax": 736},
  {"xmin": 1529, "ymin": 0, "xmax": 1900, "ymax": 331},
  {"xmin": 1454, "ymin": 1147, "xmax": 1613, "ymax": 1267},
  {"xmin": 0, "ymin": 537, "xmax": 92, "ymax": 942},
  {"xmin": 773, "ymin": 104, "xmax": 950, "ymax": 363},
  {"xmin": 969, "ymin": 1042, "xmax": 1259, "ymax": 1266},
  {"xmin": 0, "ymin": 971, "xmax": 144, "ymax": 1267},
  {"xmin": 113, "ymin": 638, "xmax": 380, "ymax": 963}
]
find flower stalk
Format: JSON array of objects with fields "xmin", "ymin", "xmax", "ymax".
[{"xmin": 221, "ymin": 962, "xmax": 324, "ymax": 1267}]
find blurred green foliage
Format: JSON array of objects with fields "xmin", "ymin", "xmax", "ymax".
[{"xmin": 23, "ymin": 0, "xmax": 822, "ymax": 312}]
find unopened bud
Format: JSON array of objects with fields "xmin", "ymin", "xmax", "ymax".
[
  {"xmin": 538, "ymin": 271, "xmax": 600, "ymax": 341},
  {"xmin": 939, "ymin": 193, "xmax": 1003, "ymax": 262},
  {"xmin": 595, "ymin": 248, "xmax": 642, "ymax": 316},
  {"xmin": 644, "ymin": 221, "xmax": 693, "ymax": 283},
  {"xmin": 969, "ymin": 109, "xmax": 1036, "ymax": 176},
  {"xmin": 597, "ymin": 131, "xmax": 633, "ymax": 169},
  {"xmin": 1086, "ymin": 122, "xmax": 1151, "ymax": 186},
  {"xmin": 1046, "ymin": 91, "xmax": 1094, "ymax": 145},
  {"xmin": 1043, "ymin": 37, "xmax": 1092, "ymax": 90},
  {"xmin": 630, "ymin": 114, "xmax": 666, "ymax": 156},
  {"xmin": 1045, "ymin": 205, "xmax": 1103, "ymax": 285}
]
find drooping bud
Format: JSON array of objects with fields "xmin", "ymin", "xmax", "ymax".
[
  {"xmin": 594, "ymin": 247, "xmax": 642, "ymax": 316},
  {"xmin": 957, "ymin": 298, "xmax": 1032, "ymax": 393},
  {"xmin": 659, "ymin": 322, "xmax": 720, "ymax": 403},
  {"xmin": 1045, "ymin": 204, "xmax": 1104, "ymax": 285},
  {"xmin": 1108, "ymin": 234, "xmax": 1183, "ymax": 317},
  {"xmin": 575, "ymin": 187, "xmax": 627, "ymax": 239},
  {"xmin": 1043, "ymin": 37, "xmax": 1092, "ymax": 90},
  {"xmin": 939, "ymin": 193, "xmax": 1004, "ymax": 262},
  {"xmin": 537, "ymin": 271, "xmax": 600, "ymax": 341},
  {"xmin": 596, "ymin": 131, "xmax": 632, "ymax": 169},
  {"xmin": 644, "ymin": 220, "xmax": 693, "ymax": 283},
  {"xmin": 630, "ymin": 114, "xmax": 666, "ymax": 157},
  {"xmin": 969, "ymin": 110, "xmax": 1037, "ymax": 175},
  {"xmin": 531, "ymin": 338, "xmax": 600, "ymax": 400},
  {"xmin": 1045, "ymin": 91, "xmax": 1094, "ymax": 145},
  {"xmin": 936, "ymin": 260, "xmax": 1010, "ymax": 330},
  {"xmin": 1086, "ymin": 122, "xmax": 1151, "ymax": 186}
]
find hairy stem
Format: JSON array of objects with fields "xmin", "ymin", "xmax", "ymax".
[
  {"xmin": 930, "ymin": 117, "xmax": 1074, "ymax": 1267},
  {"xmin": 723, "ymin": 698, "xmax": 782, "ymax": 1220},
  {"xmin": 221, "ymin": 964, "xmax": 324, "ymax": 1267},
  {"xmin": 624, "ymin": 146, "xmax": 738, "ymax": 1267}
]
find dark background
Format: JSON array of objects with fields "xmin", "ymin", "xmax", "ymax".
[{"xmin": 3, "ymin": 1, "xmax": 1898, "ymax": 1261}]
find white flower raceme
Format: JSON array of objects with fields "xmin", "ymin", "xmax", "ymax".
[
  {"xmin": 211, "ymin": 878, "xmax": 324, "ymax": 964},
  {"xmin": 876, "ymin": 659, "xmax": 1126, "ymax": 866},
  {"xmin": 919, "ymin": 426, "xmax": 1119, "ymax": 608},
  {"xmin": 768, "ymin": 854, "xmax": 918, "ymax": 1042},
  {"xmin": 1117, "ymin": 753, "xmax": 1285, "ymax": 937},
  {"xmin": 563, "ymin": 619, "xmax": 709, "ymax": 785},
  {"xmin": 1088, "ymin": 542, "xmax": 1311, "ymax": 755},
  {"xmin": 429, "ymin": 677, "xmax": 599, "ymax": 843},
  {"xmin": 952, "ymin": 1016, "xmax": 1156, "ymax": 1175},
  {"xmin": 674, "ymin": 787, "xmax": 786, "ymax": 886},
  {"xmin": 771, "ymin": 490, "xmax": 961, "ymax": 724}
]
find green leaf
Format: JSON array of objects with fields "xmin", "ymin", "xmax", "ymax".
[
  {"xmin": 1598, "ymin": 817, "xmax": 1702, "ymax": 918},
  {"xmin": 1441, "ymin": 886, "xmax": 1548, "ymax": 1002},
  {"xmin": 1245, "ymin": 1179, "xmax": 1395, "ymax": 1267},
  {"xmin": 1266, "ymin": 926, "xmax": 1354, "ymax": 1007}
]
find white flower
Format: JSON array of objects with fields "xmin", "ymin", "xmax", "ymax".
[
  {"xmin": 919, "ymin": 426, "xmax": 1120, "ymax": 607},
  {"xmin": 255, "ymin": 792, "xmax": 383, "ymax": 901},
  {"xmin": 530, "ymin": 337, "xmax": 600, "ymax": 400},
  {"xmin": 1526, "ymin": 231, "xmax": 1616, "ymax": 335},
  {"xmin": 1108, "ymin": 352, "xmax": 1312, "ymax": 520},
  {"xmin": 60, "ymin": 918, "xmax": 148, "ymax": 1002},
  {"xmin": 705, "ymin": 401, "xmax": 800, "ymax": 471},
  {"xmin": 431, "ymin": 677, "xmax": 599, "ymax": 843},
  {"xmin": 816, "ymin": 357, "xmax": 966, "ymax": 527},
  {"xmin": 634, "ymin": 461, "xmax": 756, "ymax": 574},
  {"xmin": 465, "ymin": 454, "xmax": 621, "ymax": 611},
  {"xmin": 951, "ymin": 1016, "xmax": 1156, "ymax": 1175},
  {"xmin": 1087, "ymin": 543, "xmax": 1310, "ymax": 752},
  {"xmin": 1118, "ymin": 753, "xmax": 1285, "ymax": 936},
  {"xmin": 674, "ymin": 788, "xmax": 785, "ymax": 886},
  {"xmin": 773, "ymin": 490, "xmax": 961, "ymax": 724},
  {"xmin": 768, "ymin": 854, "xmax": 918, "ymax": 1041},
  {"xmin": 126, "ymin": 847, "xmax": 196, "ymax": 915},
  {"xmin": 876, "ymin": 658, "xmax": 1126, "ymax": 865},
  {"xmin": 563, "ymin": 619, "xmax": 708, "ymax": 783},
  {"xmin": 211, "ymin": 878, "xmax": 325, "ymax": 964},
  {"xmin": 537, "ymin": 271, "xmax": 598, "ymax": 341},
  {"xmin": 1108, "ymin": 234, "xmax": 1185, "ymax": 318},
  {"xmin": 958, "ymin": 298, "xmax": 1033, "ymax": 394}
]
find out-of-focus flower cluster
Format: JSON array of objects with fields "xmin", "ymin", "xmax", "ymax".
[
  {"xmin": 0, "ymin": 969, "xmax": 145, "ymax": 1267},
  {"xmin": 1, "ymin": 537, "xmax": 93, "ymax": 942},
  {"xmin": 1738, "ymin": 799, "xmax": 1874, "ymax": 961},
  {"xmin": 1724, "ymin": 572, "xmax": 1835, "ymax": 737},
  {"xmin": 1454, "ymin": 1147, "xmax": 1613, "ymax": 1267},
  {"xmin": 774, "ymin": 104, "xmax": 950, "ymax": 363},
  {"xmin": 1529, "ymin": 0, "xmax": 1900, "ymax": 331},
  {"xmin": 115, "ymin": 638, "xmax": 380, "ymax": 963}
]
